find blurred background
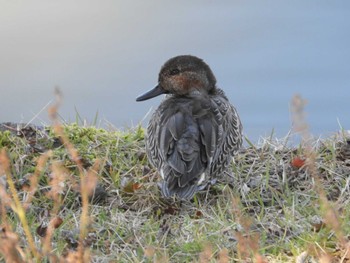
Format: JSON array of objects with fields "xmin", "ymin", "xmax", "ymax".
[{"xmin": 1, "ymin": 1, "xmax": 349, "ymax": 142}]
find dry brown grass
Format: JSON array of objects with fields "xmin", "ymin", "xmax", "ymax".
[
  {"xmin": 291, "ymin": 94, "xmax": 350, "ymax": 262},
  {"xmin": 0, "ymin": 89, "xmax": 98, "ymax": 262}
]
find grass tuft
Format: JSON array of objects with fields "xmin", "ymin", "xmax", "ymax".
[{"xmin": 0, "ymin": 92, "xmax": 350, "ymax": 262}]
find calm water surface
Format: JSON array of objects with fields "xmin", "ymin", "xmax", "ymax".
[{"xmin": 1, "ymin": 1, "xmax": 349, "ymax": 142}]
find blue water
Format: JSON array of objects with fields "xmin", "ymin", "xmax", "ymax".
[{"xmin": 1, "ymin": 1, "xmax": 349, "ymax": 142}]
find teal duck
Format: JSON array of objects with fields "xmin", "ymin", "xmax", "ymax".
[{"xmin": 136, "ymin": 55, "xmax": 242, "ymax": 199}]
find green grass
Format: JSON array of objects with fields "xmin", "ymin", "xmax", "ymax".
[{"xmin": 1, "ymin": 122, "xmax": 350, "ymax": 262}]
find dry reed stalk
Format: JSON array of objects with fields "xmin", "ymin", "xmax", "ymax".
[
  {"xmin": 217, "ymin": 248, "xmax": 229, "ymax": 263},
  {"xmin": 199, "ymin": 243, "xmax": 213, "ymax": 263},
  {"xmin": 291, "ymin": 94, "xmax": 348, "ymax": 259},
  {"xmin": 0, "ymin": 89, "xmax": 102, "ymax": 261},
  {"xmin": 232, "ymin": 197, "xmax": 266, "ymax": 262},
  {"xmin": 40, "ymin": 161, "xmax": 68, "ymax": 255},
  {"xmin": 0, "ymin": 149, "xmax": 40, "ymax": 260},
  {"xmin": 23, "ymin": 150, "xmax": 52, "ymax": 210},
  {"xmin": 0, "ymin": 228, "xmax": 25, "ymax": 263},
  {"xmin": 48, "ymin": 88, "xmax": 99, "ymax": 262},
  {"xmin": 0, "ymin": 173, "xmax": 11, "ymax": 225}
]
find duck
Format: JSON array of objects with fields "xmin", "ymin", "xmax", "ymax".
[{"xmin": 136, "ymin": 55, "xmax": 242, "ymax": 199}]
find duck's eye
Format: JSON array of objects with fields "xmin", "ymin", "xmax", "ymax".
[{"xmin": 169, "ymin": 68, "xmax": 180, "ymax": 75}]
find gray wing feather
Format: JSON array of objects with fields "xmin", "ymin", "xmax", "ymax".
[
  {"xmin": 210, "ymin": 96, "xmax": 242, "ymax": 176},
  {"xmin": 146, "ymin": 90, "xmax": 242, "ymax": 199}
]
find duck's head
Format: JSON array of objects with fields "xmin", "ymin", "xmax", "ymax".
[{"xmin": 136, "ymin": 55, "xmax": 216, "ymax": 101}]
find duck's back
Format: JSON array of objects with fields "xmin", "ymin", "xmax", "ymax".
[{"xmin": 146, "ymin": 89, "xmax": 242, "ymax": 199}]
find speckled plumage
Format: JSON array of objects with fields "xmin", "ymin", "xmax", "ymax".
[{"xmin": 136, "ymin": 55, "xmax": 242, "ymax": 199}]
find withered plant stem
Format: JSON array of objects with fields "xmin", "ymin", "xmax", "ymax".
[
  {"xmin": 291, "ymin": 94, "xmax": 347, "ymax": 254},
  {"xmin": 0, "ymin": 149, "xmax": 40, "ymax": 260},
  {"xmin": 49, "ymin": 88, "xmax": 92, "ymax": 262}
]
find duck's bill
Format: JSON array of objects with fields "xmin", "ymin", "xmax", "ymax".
[{"xmin": 136, "ymin": 85, "xmax": 167, "ymax": 101}]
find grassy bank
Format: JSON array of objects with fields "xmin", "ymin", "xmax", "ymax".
[{"xmin": 0, "ymin": 121, "xmax": 350, "ymax": 262}]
